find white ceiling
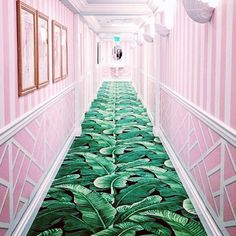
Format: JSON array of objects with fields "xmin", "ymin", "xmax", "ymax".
[
  {"xmin": 60, "ymin": 0, "xmax": 164, "ymax": 38},
  {"xmin": 87, "ymin": 0, "xmax": 148, "ymax": 4}
]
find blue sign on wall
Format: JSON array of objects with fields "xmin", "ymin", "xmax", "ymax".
[{"xmin": 113, "ymin": 35, "xmax": 121, "ymax": 42}]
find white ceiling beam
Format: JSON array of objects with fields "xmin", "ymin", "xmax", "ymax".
[
  {"xmin": 98, "ymin": 26, "xmax": 138, "ymax": 33},
  {"xmin": 80, "ymin": 5, "xmax": 152, "ymax": 16}
]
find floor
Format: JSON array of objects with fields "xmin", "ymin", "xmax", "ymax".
[{"xmin": 28, "ymin": 82, "xmax": 207, "ymax": 236}]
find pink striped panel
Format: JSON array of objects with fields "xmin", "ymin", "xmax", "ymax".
[{"xmin": 0, "ymin": 0, "xmax": 75, "ymax": 129}]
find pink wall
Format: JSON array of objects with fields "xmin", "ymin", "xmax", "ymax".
[
  {"xmin": 134, "ymin": 0, "xmax": 236, "ymax": 235},
  {"xmin": 0, "ymin": 0, "xmax": 77, "ymax": 234},
  {"xmin": 161, "ymin": 0, "xmax": 236, "ymax": 130},
  {"xmin": 0, "ymin": 0, "xmax": 75, "ymax": 129},
  {"xmin": 0, "ymin": 90, "xmax": 75, "ymax": 235},
  {"xmin": 78, "ymin": 18, "xmax": 101, "ymax": 114},
  {"xmin": 160, "ymin": 89, "xmax": 236, "ymax": 235},
  {"xmin": 158, "ymin": 1, "xmax": 236, "ymax": 235}
]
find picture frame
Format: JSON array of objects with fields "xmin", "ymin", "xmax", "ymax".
[
  {"xmin": 37, "ymin": 11, "xmax": 49, "ymax": 88},
  {"xmin": 52, "ymin": 20, "xmax": 61, "ymax": 83},
  {"xmin": 17, "ymin": 1, "xmax": 37, "ymax": 96},
  {"xmin": 61, "ymin": 25, "xmax": 68, "ymax": 79}
]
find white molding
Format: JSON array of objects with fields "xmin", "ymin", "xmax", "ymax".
[
  {"xmin": 75, "ymin": 113, "xmax": 85, "ymax": 137},
  {"xmin": 160, "ymin": 83, "xmax": 236, "ymax": 147},
  {"xmin": 159, "ymin": 128, "xmax": 223, "ymax": 236},
  {"xmin": 0, "ymin": 84, "xmax": 75, "ymax": 145},
  {"xmin": 134, "ymin": 80, "xmax": 222, "ymax": 235},
  {"xmin": 9, "ymin": 129, "xmax": 76, "ymax": 236}
]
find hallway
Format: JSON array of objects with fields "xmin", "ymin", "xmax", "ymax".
[
  {"xmin": 0, "ymin": 0, "xmax": 236, "ymax": 235},
  {"xmin": 29, "ymin": 82, "xmax": 206, "ymax": 235}
]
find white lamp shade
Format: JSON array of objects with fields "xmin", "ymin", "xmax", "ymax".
[
  {"xmin": 155, "ymin": 23, "xmax": 170, "ymax": 37},
  {"xmin": 136, "ymin": 39, "xmax": 143, "ymax": 46},
  {"xmin": 183, "ymin": 0, "xmax": 215, "ymax": 23},
  {"xmin": 143, "ymin": 33, "xmax": 154, "ymax": 43}
]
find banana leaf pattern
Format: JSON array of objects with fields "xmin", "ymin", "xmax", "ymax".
[{"xmin": 28, "ymin": 82, "xmax": 207, "ymax": 236}]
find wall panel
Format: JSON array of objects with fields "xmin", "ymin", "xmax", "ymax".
[{"xmin": 0, "ymin": 0, "xmax": 75, "ymax": 129}]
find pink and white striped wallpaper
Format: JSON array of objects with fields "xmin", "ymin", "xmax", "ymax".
[
  {"xmin": 161, "ymin": 0, "xmax": 236, "ymax": 130},
  {"xmin": 0, "ymin": 90, "xmax": 75, "ymax": 235},
  {"xmin": 0, "ymin": 0, "xmax": 78, "ymax": 234},
  {"xmin": 0, "ymin": 0, "xmax": 75, "ymax": 129},
  {"xmin": 133, "ymin": 0, "xmax": 236, "ymax": 235}
]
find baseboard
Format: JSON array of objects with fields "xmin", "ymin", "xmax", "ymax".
[
  {"xmin": 158, "ymin": 128, "xmax": 223, "ymax": 236},
  {"xmin": 10, "ymin": 129, "xmax": 76, "ymax": 236},
  {"xmin": 75, "ymin": 113, "xmax": 85, "ymax": 137}
]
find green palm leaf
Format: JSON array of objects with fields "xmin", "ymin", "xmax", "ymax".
[
  {"xmin": 91, "ymin": 222, "xmax": 143, "ymax": 236},
  {"xmin": 63, "ymin": 215, "xmax": 95, "ymax": 233},
  {"xmin": 30, "ymin": 203, "xmax": 76, "ymax": 232},
  {"xmin": 83, "ymin": 132, "xmax": 116, "ymax": 146},
  {"xmin": 94, "ymin": 173, "xmax": 130, "ymax": 194},
  {"xmin": 115, "ymin": 195, "xmax": 162, "ymax": 223},
  {"xmin": 79, "ymin": 152, "xmax": 116, "ymax": 175},
  {"xmin": 141, "ymin": 210, "xmax": 207, "ymax": 236},
  {"xmin": 138, "ymin": 166, "xmax": 187, "ymax": 195},
  {"xmin": 52, "ymin": 174, "xmax": 80, "ymax": 186},
  {"xmin": 57, "ymin": 184, "xmax": 116, "ymax": 230},
  {"xmin": 164, "ymin": 160, "xmax": 174, "ymax": 169},
  {"xmin": 141, "ymin": 222, "xmax": 172, "ymax": 236},
  {"xmin": 115, "ymin": 179, "xmax": 162, "ymax": 206},
  {"xmin": 99, "ymin": 145, "xmax": 126, "ymax": 156},
  {"xmin": 36, "ymin": 229, "xmax": 63, "ymax": 236},
  {"xmin": 116, "ymin": 158, "xmax": 150, "ymax": 172},
  {"xmin": 183, "ymin": 199, "xmax": 197, "ymax": 215}
]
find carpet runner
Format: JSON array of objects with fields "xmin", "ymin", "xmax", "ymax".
[{"xmin": 28, "ymin": 81, "xmax": 207, "ymax": 236}]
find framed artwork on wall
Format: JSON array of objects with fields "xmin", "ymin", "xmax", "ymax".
[
  {"xmin": 52, "ymin": 20, "xmax": 61, "ymax": 83},
  {"xmin": 61, "ymin": 26, "xmax": 68, "ymax": 79},
  {"xmin": 17, "ymin": 1, "xmax": 37, "ymax": 96},
  {"xmin": 37, "ymin": 11, "xmax": 49, "ymax": 88}
]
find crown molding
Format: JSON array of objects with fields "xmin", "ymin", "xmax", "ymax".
[
  {"xmin": 80, "ymin": 4, "xmax": 152, "ymax": 16},
  {"xmin": 147, "ymin": 0, "xmax": 163, "ymax": 12},
  {"xmin": 59, "ymin": 0, "xmax": 86, "ymax": 13},
  {"xmin": 98, "ymin": 26, "xmax": 138, "ymax": 33},
  {"xmin": 60, "ymin": 0, "xmax": 153, "ymax": 34},
  {"xmin": 61, "ymin": 0, "xmax": 152, "ymax": 16},
  {"xmin": 83, "ymin": 16, "xmax": 101, "ymax": 31}
]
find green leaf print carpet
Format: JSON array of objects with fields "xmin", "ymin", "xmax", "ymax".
[{"xmin": 28, "ymin": 82, "xmax": 207, "ymax": 236}]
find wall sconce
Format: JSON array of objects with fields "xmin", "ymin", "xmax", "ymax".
[
  {"xmin": 154, "ymin": 0, "xmax": 176, "ymax": 37},
  {"xmin": 136, "ymin": 39, "xmax": 143, "ymax": 46},
  {"xmin": 155, "ymin": 23, "xmax": 170, "ymax": 37},
  {"xmin": 183, "ymin": 0, "xmax": 218, "ymax": 23},
  {"xmin": 143, "ymin": 33, "xmax": 154, "ymax": 43},
  {"xmin": 143, "ymin": 19, "xmax": 154, "ymax": 43}
]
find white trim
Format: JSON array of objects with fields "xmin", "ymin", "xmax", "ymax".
[
  {"xmin": 224, "ymin": 0, "xmax": 233, "ymax": 125},
  {"xmin": 160, "ymin": 83, "xmax": 236, "ymax": 147},
  {"xmin": 0, "ymin": 84, "xmax": 76, "ymax": 145},
  {"xmin": 9, "ymin": 130, "xmax": 76, "ymax": 236},
  {"xmin": 159, "ymin": 128, "xmax": 223, "ymax": 236},
  {"xmin": 75, "ymin": 113, "xmax": 85, "ymax": 137}
]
